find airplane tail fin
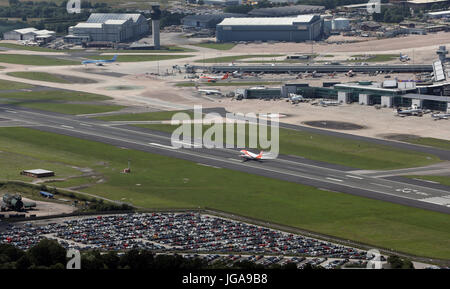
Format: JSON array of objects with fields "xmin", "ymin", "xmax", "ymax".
[
  {"xmin": 112, "ymin": 54, "xmax": 118, "ymax": 61},
  {"xmin": 257, "ymin": 151, "xmax": 264, "ymax": 159},
  {"xmin": 222, "ymin": 73, "xmax": 229, "ymax": 80}
]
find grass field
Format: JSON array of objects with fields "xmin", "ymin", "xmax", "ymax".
[
  {"xmin": 398, "ymin": 136, "xmax": 450, "ymax": 151},
  {"xmin": 95, "ymin": 110, "xmax": 441, "ymax": 170},
  {"xmin": 0, "ymin": 89, "xmax": 123, "ymax": 114},
  {"xmin": 0, "ymin": 54, "xmax": 79, "ymax": 66},
  {"xmin": 192, "ymin": 43, "xmax": 236, "ymax": 50},
  {"xmin": 405, "ymin": 175, "xmax": 450, "ymax": 187},
  {"xmin": 0, "ymin": 79, "xmax": 34, "ymax": 90},
  {"xmin": 7, "ymin": 72, "xmax": 71, "ymax": 84},
  {"xmin": 20, "ymin": 102, "xmax": 125, "ymax": 115},
  {"xmin": 195, "ymin": 54, "xmax": 283, "ymax": 63},
  {"xmin": 0, "ymin": 90, "xmax": 111, "ymax": 102},
  {"xmin": 0, "ymin": 127, "xmax": 448, "ymax": 259},
  {"xmin": 85, "ymin": 54, "xmax": 193, "ymax": 62},
  {"xmin": 175, "ymin": 81, "xmax": 283, "ymax": 87},
  {"xmin": 96, "ymin": 110, "xmax": 194, "ymax": 121}
]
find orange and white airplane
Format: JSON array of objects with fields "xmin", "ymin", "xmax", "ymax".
[
  {"xmin": 200, "ymin": 73, "xmax": 229, "ymax": 82},
  {"xmin": 240, "ymin": 150, "xmax": 265, "ymax": 162}
]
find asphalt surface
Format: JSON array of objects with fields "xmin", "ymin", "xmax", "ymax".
[{"xmin": 0, "ymin": 105, "xmax": 449, "ymax": 214}]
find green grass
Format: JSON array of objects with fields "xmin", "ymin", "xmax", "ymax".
[
  {"xmin": 405, "ymin": 175, "xmax": 450, "ymax": 187},
  {"xmin": 399, "ymin": 137, "xmax": 450, "ymax": 151},
  {"xmin": 7, "ymin": 71, "xmax": 71, "ymax": 84},
  {"xmin": 192, "ymin": 43, "xmax": 236, "ymax": 50},
  {"xmin": 85, "ymin": 54, "xmax": 193, "ymax": 62},
  {"xmin": 0, "ymin": 127, "xmax": 449, "ymax": 259},
  {"xmin": 19, "ymin": 102, "xmax": 125, "ymax": 115},
  {"xmin": 96, "ymin": 110, "xmax": 194, "ymax": 121},
  {"xmin": 132, "ymin": 122, "xmax": 440, "ymax": 170},
  {"xmin": 46, "ymin": 176, "xmax": 100, "ymax": 188},
  {"xmin": 175, "ymin": 81, "xmax": 282, "ymax": 87},
  {"xmin": 0, "ymin": 79, "xmax": 34, "ymax": 90},
  {"xmin": 0, "ymin": 90, "xmax": 111, "ymax": 102},
  {"xmin": 195, "ymin": 54, "xmax": 283, "ymax": 63},
  {"xmin": 348, "ymin": 54, "xmax": 398, "ymax": 62},
  {"xmin": 0, "ymin": 54, "xmax": 79, "ymax": 65}
]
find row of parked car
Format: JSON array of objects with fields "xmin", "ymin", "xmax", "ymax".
[{"xmin": 1, "ymin": 213, "xmax": 369, "ymax": 259}]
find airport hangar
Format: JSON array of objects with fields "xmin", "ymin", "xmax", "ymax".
[
  {"xmin": 64, "ymin": 13, "xmax": 149, "ymax": 44},
  {"xmin": 216, "ymin": 15, "xmax": 322, "ymax": 43}
]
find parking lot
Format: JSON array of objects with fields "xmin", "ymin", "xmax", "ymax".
[{"xmin": 0, "ymin": 212, "xmax": 371, "ymax": 261}]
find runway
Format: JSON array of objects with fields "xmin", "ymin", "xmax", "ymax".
[{"xmin": 1, "ymin": 105, "xmax": 449, "ymax": 214}]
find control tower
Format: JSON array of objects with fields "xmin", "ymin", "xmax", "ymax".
[{"xmin": 150, "ymin": 3, "xmax": 161, "ymax": 50}]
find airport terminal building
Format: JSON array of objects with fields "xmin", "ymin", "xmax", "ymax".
[
  {"xmin": 65, "ymin": 13, "xmax": 149, "ymax": 44},
  {"xmin": 216, "ymin": 15, "xmax": 322, "ymax": 43}
]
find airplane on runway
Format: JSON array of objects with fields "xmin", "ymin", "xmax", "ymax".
[
  {"xmin": 200, "ymin": 73, "xmax": 229, "ymax": 83},
  {"xmin": 240, "ymin": 150, "xmax": 265, "ymax": 162},
  {"xmin": 82, "ymin": 54, "xmax": 118, "ymax": 66},
  {"xmin": 197, "ymin": 88, "xmax": 222, "ymax": 95},
  {"xmin": 319, "ymin": 100, "xmax": 341, "ymax": 107},
  {"xmin": 431, "ymin": 113, "xmax": 450, "ymax": 120}
]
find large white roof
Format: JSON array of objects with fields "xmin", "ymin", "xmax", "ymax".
[
  {"xmin": 14, "ymin": 28, "xmax": 38, "ymax": 34},
  {"xmin": 105, "ymin": 19, "xmax": 128, "ymax": 25},
  {"xmin": 218, "ymin": 15, "xmax": 317, "ymax": 26},
  {"xmin": 74, "ymin": 23, "xmax": 103, "ymax": 28}
]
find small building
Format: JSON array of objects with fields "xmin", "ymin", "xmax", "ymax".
[
  {"xmin": 360, "ymin": 21, "xmax": 381, "ymax": 31},
  {"xmin": 21, "ymin": 169, "xmax": 55, "ymax": 178},
  {"xmin": 216, "ymin": 15, "xmax": 323, "ymax": 43},
  {"xmin": 332, "ymin": 17, "xmax": 350, "ymax": 31}
]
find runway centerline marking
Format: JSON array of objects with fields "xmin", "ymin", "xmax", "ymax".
[
  {"xmin": 346, "ymin": 175, "xmax": 363, "ymax": 180},
  {"xmin": 370, "ymin": 183, "xmax": 393, "ymax": 188},
  {"xmin": 326, "ymin": 177, "xmax": 343, "ymax": 182}
]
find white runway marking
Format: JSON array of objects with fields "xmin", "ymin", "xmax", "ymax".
[
  {"xmin": 149, "ymin": 142, "xmax": 177, "ymax": 149},
  {"xmin": 346, "ymin": 175, "xmax": 363, "ymax": 180},
  {"xmin": 326, "ymin": 177, "xmax": 343, "ymax": 182},
  {"xmin": 6, "ymin": 110, "xmax": 17, "ymax": 113},
  {"xmin": 79, "ymin": 123, "xmax": 92, "ymax": 127},
  {"xmin": 61, "ymin": 125, "xmax": 74, "ymax": 129}
]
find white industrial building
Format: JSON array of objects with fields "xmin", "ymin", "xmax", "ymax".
[
  {"xmin": 427, "ymin": 10, "xmax": 450, "ymax": 18},
  {"xmin": 3, "ymin": 28, "xmax": 55, "ymax": 42},
  {"xmin": 64, "ymin": 13, "xmax": 149, "ymax": 44}
]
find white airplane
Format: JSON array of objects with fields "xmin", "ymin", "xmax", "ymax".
[
  {"xmin": 431, "ymin": 113, "xmax": 450, "ymax": 120},
  {"xmin": 400, "ymin": 53, "xmax": 410, "ymax": 62},
  {"xmin": 320, "ymin": 100, "xmax": 341, "ymax": 107},
  {"xmin": 396, "ymin": 107, "xmax": 424, "ymax": 117},
  {"xmin": 288, "ymin": 93, "xmax": 305, "ymax": 103},
  {"xmin": 345, "ymin": 70, "xmax": 355, "ymax": 77},
  {"xmin": 200, "ymin": 73, "xmax": 229, "ymax": 83},
  {"xmin": 239, "ymin": 150, "xmax": 265, "ymax": 162},
  {"xmin": 197, "ymin": 88, "xmax": 222, "ymax": 95}
]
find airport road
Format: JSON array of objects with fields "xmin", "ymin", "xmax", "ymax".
[{"xmin": 1, "ymin": 105, "xmax": 449, "ymax": 214}]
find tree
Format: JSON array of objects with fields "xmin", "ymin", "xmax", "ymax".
[{"xmin": 27, "ymin": 239, "xmax": 67, "ymax": 267}]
